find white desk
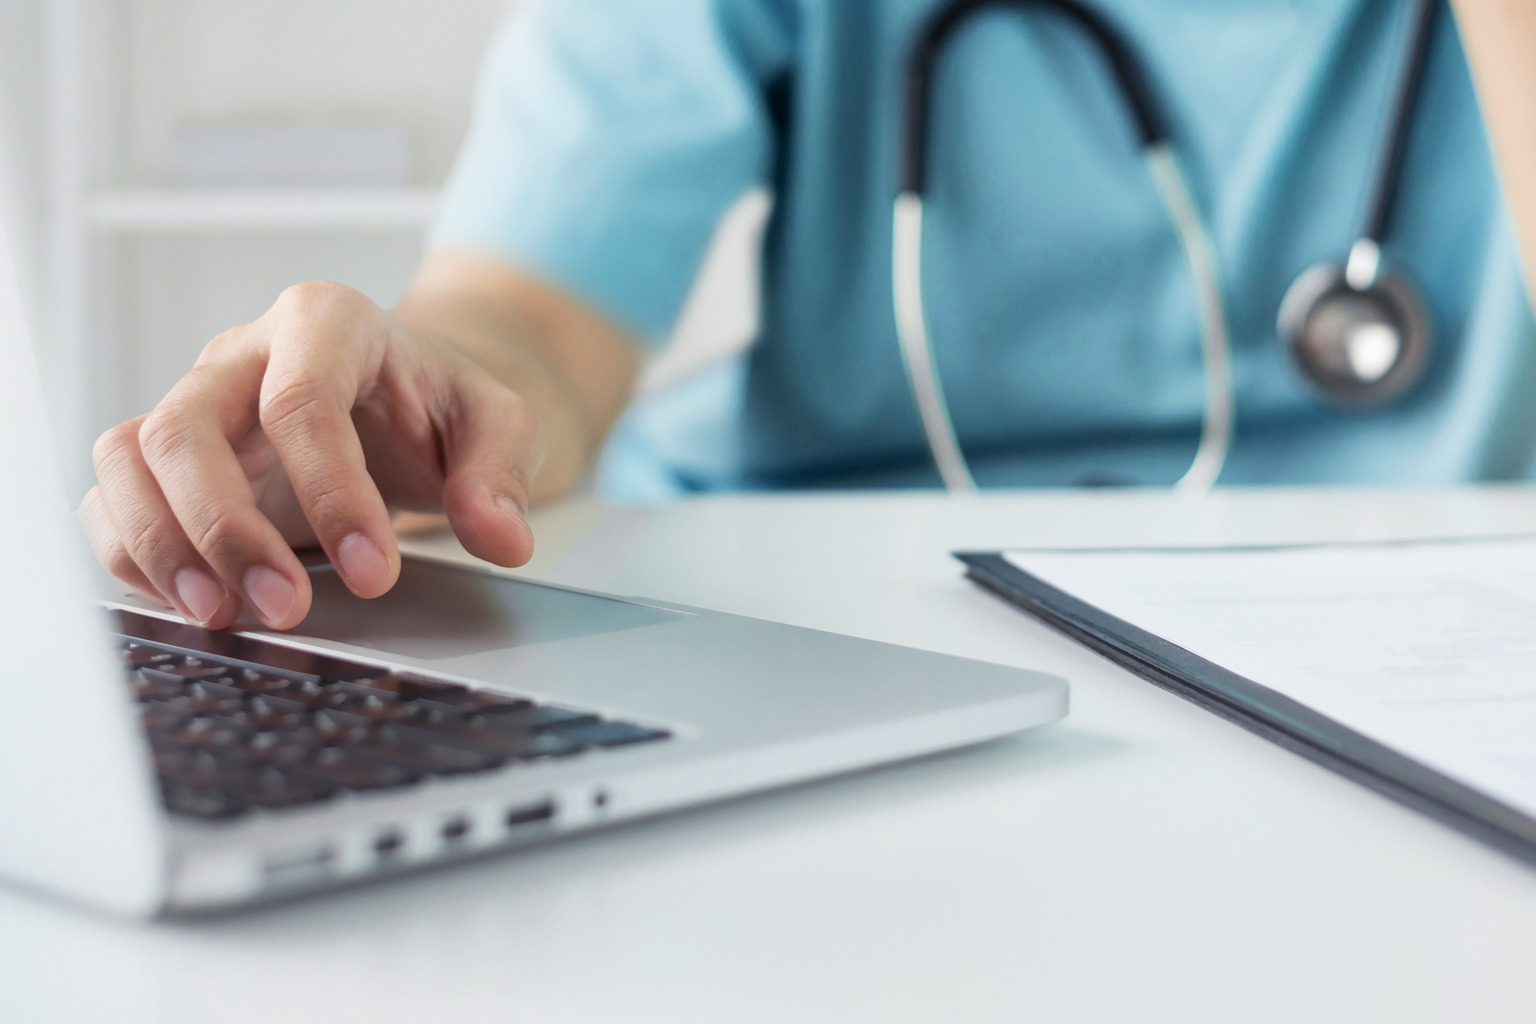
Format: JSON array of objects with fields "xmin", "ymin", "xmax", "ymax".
[{"xmin": 10, "ymin": 488, "xmax": 1536, "ymax": 1023}]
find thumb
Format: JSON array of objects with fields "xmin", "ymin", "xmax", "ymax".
[{"xmin": 437, "ymin": 376, "xmax": 542, "ymax": 567}]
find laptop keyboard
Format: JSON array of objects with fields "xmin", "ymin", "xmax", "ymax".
[{"xmin": 117, "ymin": 635, "xmax": 672, "ymax": 821}]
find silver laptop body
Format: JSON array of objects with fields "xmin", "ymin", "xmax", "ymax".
[{"xmin": 0, "ymin": 177, "xmax": 1067, "ymax": 919}]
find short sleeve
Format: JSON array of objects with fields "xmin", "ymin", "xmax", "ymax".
[{"xmin": 431, "ymin": 0, "xmax": 796, "ymax": 346}]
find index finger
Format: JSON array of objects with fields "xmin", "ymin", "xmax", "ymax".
[{"xmin": 255, "ymin": 286, "xmax": 399, "ymax": 599}]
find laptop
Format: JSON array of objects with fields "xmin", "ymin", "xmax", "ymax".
[{"xmin": 0, "ymin": 193, "xmax": 1067, "ymax": 920}]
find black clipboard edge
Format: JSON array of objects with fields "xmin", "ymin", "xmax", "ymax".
[{"xmin": 956, "ymin": 551, "xmax": 1536, "ymax": 870}]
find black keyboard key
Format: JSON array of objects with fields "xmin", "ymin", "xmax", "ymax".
[
  {"xmin": 161, "ymin": 749, "xmax": 251, "ymax": 788},
  {"xmin": 478, "ymin": 704, "xmax": 599, "ymax": 732},
  {"xmin": 381, "ymin": 717, "xmax": 517, "ymax": 746},
  {"xmin": 236, "ymin": 767, "xmax": 338, "ymax": 809},
  {"xmin": 322, "ymin": 684, "xmax": 414, "ymax": 723},
  {"xmin": 231, "ymin": 694, "xmax": 309, "ymax": 732},
  {"xmin": 358, "ymin": 673, "xmax": 467, "ymax": 701},
  {"xmin": 191, "ymin": 679, "xmax": 244, "ymax": 699},
  {"xmin": 407, "ymin": 698, "xmax": 477, "ymax": 724},
  {"xmin": 152, "ymin": 748, "xmax": 192, "ymax": 776},
  {"xmin": 143, "ymin": 658, "xmax": 231, "ymax": 681},
  {"xmin": 266, "ymin": 679, "xmax": 332, "ymax": 710},
  {"xmin": 550, "ymin": 720, "xmax": 671, "ymax": 748},
  {"xmin": 131, "ymin": 669, "xmax": 187, "ymax": 703},
  {"xmin": 175, "ymin": 716, "xmax": 253, "ymax": 751},
  {"xmin": 155, "ymin": 681, "xmax": 245, "ymax": 716},
  {"xmin": 161, "ymin": 783, "xmax": 249, "ymax": 820},
  {"xmin": 358, "ymin": 735, "xmax": 505, "ymax": 776},
  {"xmin": 361, "ymin": 673, "xmax": 525, "ymax": 711},
  {"xmin": 450, "ymin": 692, "xmax": 530, "ymax": 712},
  {"xmin": 135, "ymin": 667, "xmax": 195, "ymax": 688},
  {"xmin": 169, "ymin": 747, "xmax": 340, "ymax": 812},
  {"xmin": 299, "ymin": 748, "xmax": 422, "ymax": 791},
  {"xmin": 121, "ymin": 645, "xmax": 178, "ymax": 668},
  {"xmin": 502, "ymin": 730, "xmax": 586, "ymax": 759},
  {"xmin": 141, "ymin": 702, "xmax": 193, "ymax": 735},
  {"xmin": 246, "ymin": 730, "xmax": 319, "ymax": 768},
  {"xmin": 155, "ymin": 693, "xmax": 244, "ymax": 717},
  {"xmin": 313, "ymin": 708, "xmax": 372, "ymax": 745},
  {"xmin": 382, "ymin": 721, "xmax": 584, "ymax": 760},
  {"xmin": 224, "ymin": 668, "xmax": 301, "ymax": 696},
  {"xmin": 328, "ymin": 680, "xmax": 400, "ymax": 703}
]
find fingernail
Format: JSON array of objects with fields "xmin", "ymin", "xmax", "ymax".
[
  {"xmin": 495, "ymin": 494, "xmax": 525, "ymax": 520},
  {"xmin": 174, "ymin": 567, "xmax": 224, "ymax": 625},
  {"xmin": 337, "ymin": 532, "xmax": 389, "ymax": 591},
  {"xmin": 244, "ymin": 566, "xmax": 297, "ymax": 626}
]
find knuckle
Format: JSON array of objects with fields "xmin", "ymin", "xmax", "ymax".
[
  {"xmin": 275, "ymin": 279, "xmax": 356, "ymax": 317},
  {"xmin": 258, "ymin": 375, "xmax": 339, "ymax": 438},
  {"xmin": 91, "ymin": 421, "xmax": 139, "ymax": 476},
  {"xmin": 79, "ymin": 484, "xmax": 103, "ymax": 520},
  {"xmin": 105, "ymin": 543, "xmax": 142, "ymax": 583},
  {"xmin": 137, "ymin": 401, "xmax": 196, "ymax": 467},
  {"xmin": 300, "ymin": 476, "xmax": 355, "ymax": 525},
  {"xmin": 116, "ymin": 511, "xmax": 181, "ymax": 574},
  {"xmin": 199, "ymin": 324, "xmax": 248, "ymax": 361},
  {"xmin": 186, "ymin": 505, "xmax": 246, "ymax": 564}
]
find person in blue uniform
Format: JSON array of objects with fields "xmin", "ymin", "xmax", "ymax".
[{"xmin": 81, "ymin": 0, "xmax": 1536, "ymax": 631}]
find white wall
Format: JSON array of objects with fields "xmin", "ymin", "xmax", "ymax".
[
  {"xmin": 0, "ymin": 0, "xmax": 46, "ymax": 346},
  {"xmin": 103, "ymin": 0, "xmax": 519, "ymax": 442},
  {"xmin": 16, "ymin": 0, "xmax": 762, "ymax": 493},
  {"xmin": 111, "ymin": 0, "xmax": 515, "ymax": 188}
]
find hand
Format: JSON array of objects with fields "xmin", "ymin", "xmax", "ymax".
[{"xmin": 81, "ymin": 281, "xmax": 540, "ymax": 631}]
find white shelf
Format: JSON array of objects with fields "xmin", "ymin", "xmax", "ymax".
[{"xmin": 89, "ymin": 188, "xmax": 440, "ymax": 231}]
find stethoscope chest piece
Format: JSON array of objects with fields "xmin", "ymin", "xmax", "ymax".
[{"xmin": 1277, "ymin": 240, "xmax": 1431, "ymax": 407}]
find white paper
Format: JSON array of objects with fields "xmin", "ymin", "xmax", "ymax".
[{"xmin": 1006, "ymin": 538, "xmax": 1536, "ymax": 817}]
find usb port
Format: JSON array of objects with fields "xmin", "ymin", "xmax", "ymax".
[{"xmin": 505, "ymin": 800, "xmax": 555, "ymax": 829}]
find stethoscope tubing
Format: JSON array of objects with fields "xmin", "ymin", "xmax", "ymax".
[
  {"xmin": 893, "ymin": 0, "xmax": 1435, "ymax": 492},
  {"xmin": 1144, "ymin": 144, "xmax": 1232, "ymax": 495},
  {"xmin": 893, "ymin": 0, "xmax": 1233, "ymax": 493},
  {"xmin": 891, "ymin": 142, "xmax": 1232, "ymax": 495},
  {"xmin": 1359, "ymin": 0, "xmax": 1438, "ymax": 251},
  {"xmin": 892, "ymin": 191, "xmax": 976, "ymax": 491}
]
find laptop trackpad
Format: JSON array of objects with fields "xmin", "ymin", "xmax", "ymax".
[{"xmin": 277, "ymin": 560, "xmax": 684, "ymax": 661}]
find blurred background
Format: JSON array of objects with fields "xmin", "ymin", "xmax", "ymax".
[{"xmin": 0, "ymin": 0, "xmax": 765, "ymax": 497}]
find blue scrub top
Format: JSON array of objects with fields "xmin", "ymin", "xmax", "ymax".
[{"xmin": 432, "ymin": 0, "xmax": 1536, "ymax": 499}]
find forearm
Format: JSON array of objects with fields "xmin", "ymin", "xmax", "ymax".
[
  {"xmin": 1453, "ymin": 0, "xmax": 1536, "ymax": 293},
  {"xmin": 393, "ymin": 251, "xmax": 642, "ymax": 504}
]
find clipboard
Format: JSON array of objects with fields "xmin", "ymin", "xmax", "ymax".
[{"xmin": 956, "ymin": 550, "xmax": 1536, "ymax": 869}]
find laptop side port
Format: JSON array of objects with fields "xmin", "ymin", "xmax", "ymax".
[
  {"xmin": 373, "ymin": 828, "xmax": 405, "ymax": 858},
  {"xmin": 441, "ymin": 815, "xmax": 472, "ymax": 843},
  {"xmin": 262, "ymin": 843, "xmax": 337, "ymax": 892},
  {"xmin": 505, "ymin": 799, "xmax": 555, "ymax": 829}
]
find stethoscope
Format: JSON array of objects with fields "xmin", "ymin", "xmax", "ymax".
[{"xmin": 892, "ymin": 0, "xmax": 1437, "ymax": 493}]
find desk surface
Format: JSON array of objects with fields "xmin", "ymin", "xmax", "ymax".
[{"xmin": 11, "ymin": 487, "xmax": 1536, "ymax": 1023}]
